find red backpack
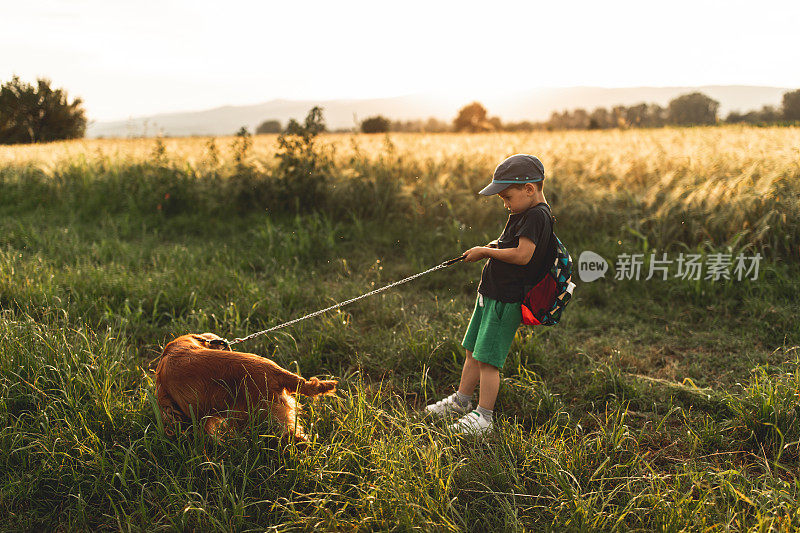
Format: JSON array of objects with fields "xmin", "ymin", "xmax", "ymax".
[{"xmin": 521, "ymin": 211, "xmax": 576, "ymax": 326}]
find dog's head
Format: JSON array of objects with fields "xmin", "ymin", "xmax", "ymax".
[{"xmin": 190, "ymin": 332, "xmax": 232, "ymax": 351}]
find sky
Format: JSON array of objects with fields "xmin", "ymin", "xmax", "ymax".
[{"xmin": 3, "ymin": 0, "xmax": 799, "ymax": 122}]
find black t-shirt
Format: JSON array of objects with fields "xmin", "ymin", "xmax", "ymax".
[{"xmin": 477, "ymin": 202, "xmax": 555, "ymax": 303}]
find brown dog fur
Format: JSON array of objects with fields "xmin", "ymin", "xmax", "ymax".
[{"xmin": 155, "ymin": 333, "xmax": 336, "ymax": 443}]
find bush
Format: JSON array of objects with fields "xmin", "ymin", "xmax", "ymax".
[
  {"xmin": 667, "ymin": 92, "xmax": 719, "ymax": 126},
  {"xmin": 361, "ymin": 116, "xmax": 390, "ymax": 134},
  {"xmin": 275, "ymin": 106, "xmax": 331, "ymax": 212},
  {"xmin": 256, "ymin": 120, "xmax": 282, "ymax": 134}
]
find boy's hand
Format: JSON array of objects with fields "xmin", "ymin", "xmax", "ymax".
[{"xmin": 462, "ymin": 246, "xmax": 488, "ymax": 263}]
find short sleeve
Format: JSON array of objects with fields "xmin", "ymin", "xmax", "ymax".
[{"xmin": 513, "ymin": 208, "xmax": 551, "ymax": 246}]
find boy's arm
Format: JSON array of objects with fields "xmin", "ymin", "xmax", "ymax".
[{"xmin": 463, "ymin": 237, "xmax": 535, "ymax": 265}]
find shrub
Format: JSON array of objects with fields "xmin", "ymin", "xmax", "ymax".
[
  {"xmin": 361, "ymin": 116, "xmax": 390, "ymax": 134},
  {"xmin": 255, "ymin": 119, "xmax": 282, "ymax": 134},
  {"xmin": 274, "ymin": 106, "xmax": 331, "ymax": 212}
]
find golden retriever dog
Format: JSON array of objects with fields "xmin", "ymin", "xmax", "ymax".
[{"xmin": 155, "ymin": 333, "xmax": 336, "ymax": 443}]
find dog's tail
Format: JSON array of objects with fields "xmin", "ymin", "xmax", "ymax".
[{"xmin": 298, "ymin": 377, "xmax": 337, "ymax": 397}]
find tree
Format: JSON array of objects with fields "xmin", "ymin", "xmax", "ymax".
[
  {"xmin": 424, "ymin": 117, "xmax": 449, "ymax": 133},
  {"xmin": 625, "ymin": 103, "xmax": 649, "ymax": 127},
  {"xmin": 453, "ymin": 101, "xmax": 494, "ymax": 132},
  {"xmin": 667, "ymin": 92, "xmax": 719, "ymax": 126},
  {"xmin": 0, "ymin": 75, "xmax": 86, "ymax": 144},
  {"xmin": 782, "ymin": 89, "xmax": 800, "ymax": 121},
  {"xmin": 589, "ymin": 107, "xmax": 609, "ymax": 129},
  {"xmin": 611, "ymin": 106, "xmax": 628, "ymax": 128},
  {"xmin": 569, "ymin": 108, "xmax": 590, "ymax": 129},
  {"xmin": 727, "ymin": 105, "xmax": 781, "ymax": 125},
  {"xmin": 284, "ymin": 118, "xmax": 303, "ymax": 135},
  {"xmin": 645, "ymin": 104, "xmax": 667, "ymax": 127},
  {"xmin": 503, "ymin": 120, "xmax": 538, "ymax": 132},
  {"xmin": 725, "ymin": 110, "xmax": 746, "ymax": 124},
  {"xmin": 548, "ymin": 110, "xmax": 568, "ymax": 130},
  {"xmin": 282, "ymin": 107, "xmax": 327, "ymax": 136},
  {"xmin": 487, "ymin": 116, "xmax": 503, "ymax": 130},
  {"xmin": 256, "ymin": 119, "xmax": 281, "ymax": 134},
  {"xmin": 303, "ymin": 106, "xmax": 326, "ymax": 135},
  {"xmin": 756, "ymin": 105, "xmax": 780, "ymax": 123},
  {"xmin": 361, "ymin": 115, "xmax": 390, "ymax": 133}
]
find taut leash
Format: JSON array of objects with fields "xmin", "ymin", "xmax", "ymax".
[{"xmin": 213, "ymin": 254, "xmax": 466, "ymax": 349}]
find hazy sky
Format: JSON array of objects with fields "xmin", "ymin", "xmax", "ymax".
[{"xmin": 3, "ymin": 0, "xmax": 799, "ymax": 122}]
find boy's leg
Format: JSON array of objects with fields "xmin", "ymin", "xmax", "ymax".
[
  {"xmin": 456, "ymin": 355, "xmax": 500, "ymax": 409},
  {"xmin": 469, "ymin": 298, "xmax": 520, "ymax": 411},
  {"xmin": 450, "ymin": 297, "xmax": 518, "ymax": 434},
  {"xmin": 457, "ymin": 350, "xmax": 481, "ymax": 397},
  {"xmin": 448, "ymin": 361, "xmax": 498, "ymax": 434},
  {"xmin": 477, "ymin": 361, "xmax": 500, "ymax": 411},
  {"xmin": 458, "ymin": 294, "xmax": 484, "ymax": 397},
  {"xmin": 426, "ymin": 291, "xmax": 483, "ymax": 418}
]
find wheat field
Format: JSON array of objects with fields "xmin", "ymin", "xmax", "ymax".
[{"xmin": 4, "ymin": 126, "xmax": 799, "ymax": 258}]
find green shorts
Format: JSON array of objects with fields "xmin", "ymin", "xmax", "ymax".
[{"xmin": 461, "ymin": 293, "xmax": 522, "ymax": 369}]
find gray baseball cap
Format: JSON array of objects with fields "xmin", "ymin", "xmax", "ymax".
[{"xmin": 479, "ymin": 154, "xmax": 545, "ymax": 195}]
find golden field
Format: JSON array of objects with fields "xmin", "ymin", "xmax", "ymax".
[
  {"xmin": 3, "ymin": 126, "xmax": 798, "ymax": 259},
  {"xmin": 3, "ymin": 127, "xmax": 799, "ymax": 177}
]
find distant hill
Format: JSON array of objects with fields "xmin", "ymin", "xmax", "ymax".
[{"xmin": 87, "ymin": 85, "xmax": 791, "ymax": 138}]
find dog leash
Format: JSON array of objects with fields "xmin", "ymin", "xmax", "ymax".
[{"xmin": 214, "ymin": 254, "xmax": 466, "ymax": 349}]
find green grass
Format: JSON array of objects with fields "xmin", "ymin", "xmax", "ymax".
[{"xmin": 1, "ymin": 144, "xmax": 799, "ymax": 531}]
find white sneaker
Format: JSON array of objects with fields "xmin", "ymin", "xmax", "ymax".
[
  {"xmin": 448, "ymin": 410, "xmax": 493, "ymax": 435},
  {"xmin": 424, "ymin": 393, "xmax": 473, "ymax": 417}
]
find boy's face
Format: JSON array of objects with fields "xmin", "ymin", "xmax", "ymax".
[{"xmin": 497, "ymin": 184, "xmax": 537, "ymax": 214}]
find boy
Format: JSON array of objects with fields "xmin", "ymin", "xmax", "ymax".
[{"xmin": 425, "ymin": 154, "xmax": 555, "ymax": 435}]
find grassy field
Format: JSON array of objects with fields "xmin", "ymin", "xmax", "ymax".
[{"xmin": 1, "ymin": 127, "xmax": 799, "ymax": 531}]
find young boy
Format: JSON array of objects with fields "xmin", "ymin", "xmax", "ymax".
[{"xmin": 425, "ymin": 154, "xmax": 555, "ymax": 435}]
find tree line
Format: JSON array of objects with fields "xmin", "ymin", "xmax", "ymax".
[
  {"xmin": 357, "ymin": 89, "xmax": 800, "ymax": 133},
  {"xmin": 3, "ymin": 75, "xmax": 800, "ymax": 144},
  {"xmin": 540, "ymin": 90, "xmax": 800, "ymax": 130}
]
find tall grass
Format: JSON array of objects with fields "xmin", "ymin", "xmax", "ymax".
[{"xmin": 3, "ymin": 126, "xmax": 798, "ymax": 259}]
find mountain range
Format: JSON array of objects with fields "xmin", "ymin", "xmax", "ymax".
[{"xmin": 87, "ymin": 85, "xmax": 791, "ymax": 138}]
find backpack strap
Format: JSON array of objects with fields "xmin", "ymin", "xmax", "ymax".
[
  {"xmin": 535, "ymin": 203, "xmax": 557, "ymax": 259},
  {"xmin": 537, "ymin": 202, "xmax": 556, "ymax": 227}
]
